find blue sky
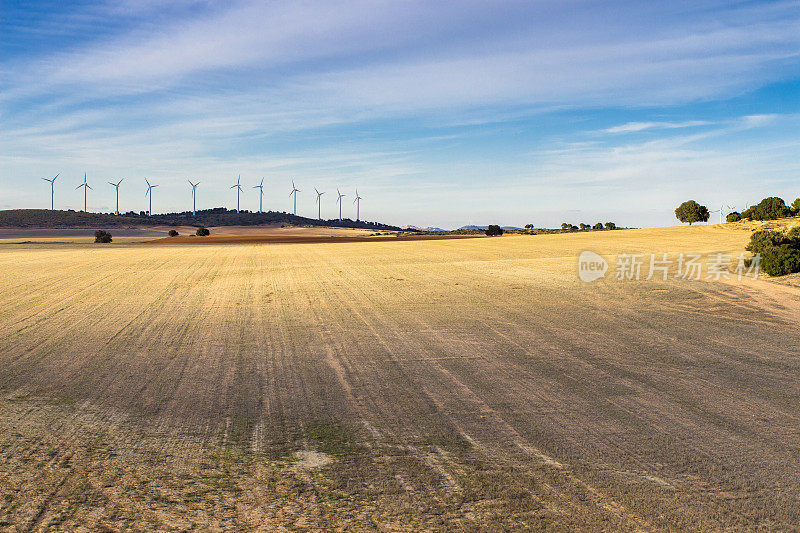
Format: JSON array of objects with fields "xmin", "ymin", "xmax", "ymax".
[{"xmin": 1, "ymin": 0, "xmax": 799, "ymax": 228}]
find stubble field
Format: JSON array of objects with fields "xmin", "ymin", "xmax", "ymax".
[{"xmin": 1, "ymin": 224, "xmax": 800, "ymax": 531}]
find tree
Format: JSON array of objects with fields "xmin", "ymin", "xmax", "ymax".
[
  {"xmin": 524, "ymin": 224, "xmax": 534, "ymax": 229},
  {"xmin": 94, "ymin": 230, "xmax": 112, "ymax": 243},
  {"xmin": 561, "ymin": 223, "xmax": 571, "ymax": 231},
  {"xmin": 593, "ymin": 222, "xmax": 604, "ymax": 230},
  {"xmin": 196, "ymin": 227, "xmax": 210, "ymax": 236},
  {"xmin": 485, "ymin": 225, "xmax": 504, "ymax": 236},
  {"xmin": 741, "ymin": 197, "xmax": 792, "ymax": 221},
  {"xmin": 726, "ymin": 211, "xmax": 742, "ymax": 223},
  {"xmin": 675, "ymin": 200, "xmax": 709, "ymax": 225},
  {"xmin": 168, "ymin": 229, "xmax": 179, "ymax": 237},
  {"xmin": 579, "ymin": 223, "xmax": 590, "ymax": 231},
  {"xmin": 791, "ymin": 198, "xmax": 800, "ymax": 215},
  {"xmin": 604, "ymin": 222, "xmax": 616, "ymax": 230}
]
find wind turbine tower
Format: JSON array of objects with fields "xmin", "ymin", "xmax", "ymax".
[
  {"xmin": 108, "ymin": 178, "xmax": 123, "ymax": 215},
  {"xmin": 188, "ymin": 180, "xmax": 199, "ymax": 216},
  {"xmin": 42, "ymin": 173, "xmax": 59, "ymax": 210},
  {"xmin": 353, "ymin": 189, "xmax": 363, "ymax": 221},
  {"xmin": 76, "ymin": 173, "xmax": 92, "ymax": 212},
  {"xmin": 315, "ymin": 188, "xmax": 325, "ymax": 220},
  {"xmin": 231, "ymin": 175, "xmax": 243, "ymax": 212},
  {"xmin": 336, "ymin": 188, "xmax": 346, "ymax": 220},
  {"xmin": 290, "ymin": 181, "xmax": 300, "ymax": 215},
  {"xmin": 253, "ymin": 178, "xmax": 265, "ymax": 213},
  {"xmin": 145, "ymin": 178, "xmax": 158, "ymax": 215}
]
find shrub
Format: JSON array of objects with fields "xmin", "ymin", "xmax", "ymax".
[
  {"xmin": 726, "ymin": 211, "xmax": 742, "ymax": 223},
  {"xmin": 605, "ymin": 222, "xmax": 616, "ymax": 230},
  {"xmin": 168, "ymin": 229, "xmax": 179, "ymax": 237},
  {"xmin": 196, "ymin": 227, "xmax": 210, "ymax": 236},
  {"xmin": 745, "ymin": 230, "xmax": 788, "ymax": 254},
  {"xmin": 760, "ymin": 245, "xmax": 800, "ymax": 276},
  {"xmin": 485, "ymin": 225, "xmax": 504, "ymax": 236},
  {"xmin": 675, "ymin": 200, "xmax": 709, "ymax": 225},
  {"xmin": 741, "ymin": 197, "xmax": 792, "ymax": 221},
  {"xmin": 593, "ymin": 223, "xmax": 604, "ymax": 230},
  {"xmin": 792, "ymin": 198, "xmax": 800, "ymax": 215},
  {"xmin": 94, "ymin": 230, "xmax": 112, "ymax": 243}
]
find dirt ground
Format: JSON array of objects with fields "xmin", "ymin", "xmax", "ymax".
[{"xmin": 1, "ymin": 223, "xmax": 799, "ymax": 530}]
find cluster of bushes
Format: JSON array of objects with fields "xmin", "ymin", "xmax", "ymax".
[
  {"xmin": 485, "ymin": 225, "xmax": 504, "ymax": 236},
  {"xmin": 738, "ymin": 197, "xmax": 798, "ymax": 221},
  {"xmin": 678, "ymin": 196, "xmax": 799, "ymax": 225},
  {"xmin": 746, "ymin": 227, "xmax": 800, "ymax": 276},
  {"xmin": 560, "ymin": 222, "xmax": 616, "ymax": 231}
]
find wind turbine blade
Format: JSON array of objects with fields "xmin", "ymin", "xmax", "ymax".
[{"xmin": 53, "ymin": 173, "xmax": 59, "ymax": 181}]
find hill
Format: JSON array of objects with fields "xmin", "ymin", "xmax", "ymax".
[{"xmin": 0, "ymin": 208, "xmax": 402, "ymax": 231}]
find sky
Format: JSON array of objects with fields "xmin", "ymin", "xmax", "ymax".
[{"xmin": 1, "ymin": 0, "xmax": 799, "ymax": 229}]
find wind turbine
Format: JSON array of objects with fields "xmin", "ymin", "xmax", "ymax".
[
  {"xmin": 108, "ymin": 178, "xmax": 123, "ymax": 215},
  {"xmin": 314, "ymin": 188, "xmax": 325, "ymax": 220},
  {"xmin": 42, "ymin": 173, "xmax": 59, "ymax": 210},
  {"xmin": 253, "ymin": 178, "xmax": 265, "ymax": 213},
  {"xmin": 353, "ymin": 189, "xmax": 363, "ymax": 221},
  {"xmin": 76, "ymin": 173, "xmax": 92, "ymax": 212},
  {"xmin": 289, "ymin": 181, "xmax": 300, "ymax": 215},
  {"xmin": 188, "ymin": 180, "xmax": 199, "ymax": 216},
  {"xmin": 145, "ymin": 178, "xmax": 158, "ymax": 215},
  {"xmin": 231, "ymin": 175, "xmax": 243, "ymax": 212},
  {"xmin": 336, "ymin": 188, "xmax": 346, "ymax": 220}
]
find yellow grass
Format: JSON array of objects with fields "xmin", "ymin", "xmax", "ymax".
[{"xmin": 1, "ymin": 222, "xmax": 800, "ymax": 530}]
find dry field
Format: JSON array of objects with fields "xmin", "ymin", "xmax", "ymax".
[{"xmin": 1, "ymin": 223, "xmax": 800, "ymax": 530}]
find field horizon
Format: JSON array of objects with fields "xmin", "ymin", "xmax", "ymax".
[{"xmin": 2, "ymin": 222, "xmax": 800, "ymax": 530}]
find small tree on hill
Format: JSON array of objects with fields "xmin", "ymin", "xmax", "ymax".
[
  {"xmin": 579, "ymin": 223, "xmax": 590, "ymax": 231},
  {"xmin": 561, "ymin": 223, "xmax": 571, "ymax": 231},
  {"xmin": 604, "ymin": 222, "xmax": 616, "ymax": 230},
  {"xmin": 741, "ymin": 197, "xmax": 792, "ymax": 221},
  {"xmin": 485, "ymin": 225, "xmax": 504, "ymax": 236},
  {"xmin": 168, "ymin": 229, "xmax": 179, "ymax": 237},
  {"xmin": 524, "ymin": 224, "xmax": 534, "ymax": 230},
  {"xmin": 94, "ymin": 230, "xmax": 112, "ymax": 243},
  {"xmin": 593, "ymin": 222, "xmax": 604, "ymax": 230},
  {"xmin": 675, "ymin": 200, "xmax": 709, "ymax": 225},
  {"xmin": 196, "ymin": 227, "xmax": 210, "ymax": 236}
]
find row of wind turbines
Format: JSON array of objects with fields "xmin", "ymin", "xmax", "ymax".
[{"xmin": 41, "ymin": 174, "xmax": 365, "ymax": 221}]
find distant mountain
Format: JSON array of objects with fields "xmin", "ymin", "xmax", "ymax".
[
  {"xmin": 0, "ymin": 209, "xmax": 402, "ymax": 231},
  {"xmin": 458, "ymin": 225, "xmax": 523, "ymax": 231},
  {"xmin": 402, "ymin": 225, "xmax": 445, "ymax": 232}
]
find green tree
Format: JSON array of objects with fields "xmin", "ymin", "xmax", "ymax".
[
  {"xmin": 675, "ymin": 200, "xmax": 710, "ymax": 225},
  {"xmin": 593, "ymin": 222, "xmax": 604, "ymax": 230},
  {"xmin": 791, "ymin": 198, "xmax": 800, "ymax": 215},
  {"xmin": 196, "ymin": 227, "xmax": 210, "ymax": 236},
  {"xmin": 604, "ymin": 222, "xmax": 616, "ymax": 230},
  {"xmin": 726, "ymin": 211, "xmax": 742, "ymax": 223},
  {"xmin": 524, "ymin": 224, "xmax": 534, "ymax": 230},
  {"xmin": 579, "ymin": 223, "xmax": 590, "ymax": 231},
  {"xmin": 561, "ymin": 222, "xmax": 571, "ymax": 231},
  {"xmin": 94, "ymin": 230, "xmax": 112, "ymax": 243},
  {"xmin": 741, "ymin": 197, "xmax": 792, "ymax": 220},
  {"xmin": 168, "ymin": 229, "xmax": 179, "ymax": 237},
  {"xmin": 485, "ymin": 225, "xmax": 504, "ymax": 236}
]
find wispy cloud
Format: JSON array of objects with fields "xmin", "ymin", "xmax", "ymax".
[{"xmin": 603, "ymin": 121, "xmax": 713, "ymax": 134}]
